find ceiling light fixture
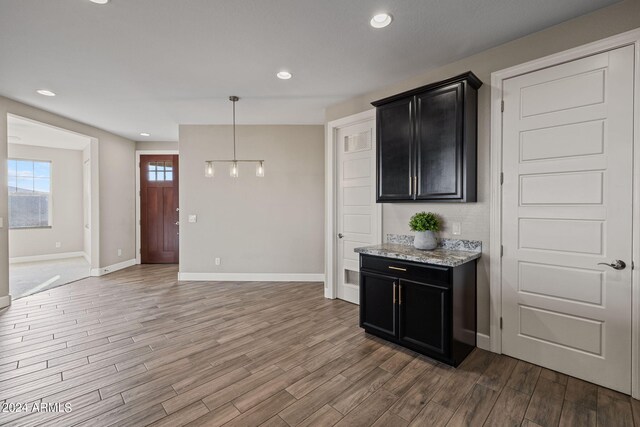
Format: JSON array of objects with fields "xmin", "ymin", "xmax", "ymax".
[
  {"xmin": 90, "ymin": 0, "xmax": 109, "ymax": 4},
  {"xmin": 370, "ymin": 13, "xmax": 393, "ymax": 28},
  {"xmin": 36, "ymin": 89, "xmax": 56, "ymax": 97},
  {"xmin": 205, "ymin": 96, "xmax": 265, "ymax": 179},
  {"xmin": 140, "ymin": 132, "xmax": 151, "ymax": 137},
  {"xmin": 277, "ymin": 71, "xmax": 292, "ymax": 80}
]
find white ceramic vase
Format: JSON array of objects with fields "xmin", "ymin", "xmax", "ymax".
[{"xmin": 414, "ymin": 231, "xmax": 437, "ymax": 250}]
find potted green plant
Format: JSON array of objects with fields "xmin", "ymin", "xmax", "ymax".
[{"xmin": 409, "ymin": 211, "xmax": 440, "ymax": 250}]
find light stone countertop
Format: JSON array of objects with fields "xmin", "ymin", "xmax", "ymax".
[{"xmin": 354, "ymin": 235, "xmax": 481, "ymax": 267}]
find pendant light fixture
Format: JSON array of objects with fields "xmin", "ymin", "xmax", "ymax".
[{"xmin": 204, "ymin": 96, "xmax": 265, "ymax": 178}]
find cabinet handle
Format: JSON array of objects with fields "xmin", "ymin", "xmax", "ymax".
[
  {"xmin": 409, "ymin": 176, "xmax": 413, "ymax": 195},
  {"xmin": 399, "ymin": 284, "xmax": 402, "ymax": 305},
  {"xmin": 393, "ymin": 282, "xmax": 397, "ymax": 304},
  {"xmin": 413, "ymin": 176, "xmax": 417, "ymax": 195},
  {"xmin": 388, "ymin": 266, "xmax": 407, "ymax": 271}
]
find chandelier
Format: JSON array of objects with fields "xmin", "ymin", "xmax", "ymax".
[{"xmin": 204, "ymin": 96, "xmax": 265, "ymax": 178}]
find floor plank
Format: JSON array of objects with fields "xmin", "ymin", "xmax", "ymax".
[{"xmin": 524, "ymin": 377, "xmax": 566, "ymax": 427}]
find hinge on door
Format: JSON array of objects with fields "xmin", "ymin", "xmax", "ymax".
[
  {"xmin": 633, "ymin": 261, "xmax": 635, "ymax": 270},
  {"xmin": 500, "ymin": 317, "xmax": 503, "ymax": 330},
  {"xmin": 500, "ymin": 172, "xmax": 504, "ymax": 185},
  {"xmin": 501, "ymin": 245, "xmax": 504, "ymax": 257},
  {"xmin": 501, "ymin": 100, "xmax": 504, "ymax": 112}
]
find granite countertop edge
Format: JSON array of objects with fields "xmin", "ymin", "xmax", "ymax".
[{"xmin": 354, "ymin": 243, "xmax": 481, "ymax": 268}]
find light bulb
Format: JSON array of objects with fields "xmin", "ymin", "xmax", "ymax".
[
  {"xmin": 205, "ymin": 162, "xmax": 214, "ymax": 178},
  {"xmin": 229, "ymin": 162, "xmax": 239, "ymax": 178},
  {"xmin": 256, "ymin": 161, "xmax": 265, "ymax": 177}
]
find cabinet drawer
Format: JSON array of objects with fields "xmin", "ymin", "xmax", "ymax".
[{"xmin": 360, "ymin": 255, "xmax": 450, "ymax": 286}]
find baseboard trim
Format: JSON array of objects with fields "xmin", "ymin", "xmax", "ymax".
[
  {"xmin": 91, "ymin": 259, "xmax": 137, "ymax": 277},
  {"xmin": 9, "ymin": 251, "xmax": 86, "ymax": 264},
  {"xmin": 0, "ymin": 295, "xmax": 11, "ymax": 309},
  {"xmin": 477, "ymin": 333, "xmax": 491, "ymax": 351},
  {"xmin": 178, "ymin": 272, "xmax": 325, "ymax": 282}
]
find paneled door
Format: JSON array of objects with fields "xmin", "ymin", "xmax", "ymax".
[
  {"xmin": 501, "ymin": 46, "xmax": 634, "ymax": 393},
  {"xmin": 141, "ymin": 155, "xmax": 179, "ymax": 264},
  {"xmin": 337, "ymin": 119, "xmax": 379, "ymax": 304}
]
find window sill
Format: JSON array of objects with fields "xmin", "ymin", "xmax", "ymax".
[{"xmin": 9, "ymin": 226, "xmax": 53, "ymax": 230}]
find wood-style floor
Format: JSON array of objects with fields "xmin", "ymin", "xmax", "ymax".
[{"xmin": 0, "ymin": 265, "xmax": 638, "ymax": 427}]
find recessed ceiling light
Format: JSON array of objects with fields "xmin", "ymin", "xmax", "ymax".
[
  {"xmin": 90, "ymin": 0, "xmax": 109, "ymax": 4},
  {"xmin": 140, "ymin": 132, "xmax": 151, "ymax": 137},
  {"xmin": 277, "ymin": 71, "xmax": 292, "ymax": 80},
  {"xmin": 36, "ymin": 89, "xmax": 56, "ymax": 97},
  {"xmin": 370, "ymin": 13, "xmax": 393, "ymax": 28}
]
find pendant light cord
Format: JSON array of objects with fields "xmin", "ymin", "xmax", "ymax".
[{"xmin": 232, "ymin": 97, "xmax": 237, "ymax": 161}]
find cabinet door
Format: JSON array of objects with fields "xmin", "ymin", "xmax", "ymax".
[
  {"xmin": 377, "ymin": 97, "xmax": 414, "ymax": 201},
  {"xmin": 398, "ymin": 279, "xmax": 450, "ymax": 357},
  {"xmin": 360, "ymin": 271, "xmax": 398, "ymax": 339},
  {"xmin": 415, "ymin": 83, "xmax": 464, "ymax": 200}
]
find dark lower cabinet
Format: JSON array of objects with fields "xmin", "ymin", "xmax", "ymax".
[
  {"xmin": 398, "ymin": 279, "xmax": 449, "ymax": 358},
  {"xmin": 359, "ymin": 254, "xmax": 476, "ymax": 367},
  {"xmin": 360, "ymin": 271, "xmax": 398, "ymax": 340}
]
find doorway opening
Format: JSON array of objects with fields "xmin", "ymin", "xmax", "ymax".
[{"xmin": 7, "ymin": 114, "xmax": 97, "ymax": 298}]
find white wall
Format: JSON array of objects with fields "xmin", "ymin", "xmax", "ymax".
[
  {"xmin": 0, "ymin": 96, "xmax": 136, "ymax": 305},
  {"xmin": 179, "ymin": 125, "xmax": 324, "ymax": 277},
  {"xmin": 325, "ymin": 0, "xmax": 640, "ymax": 335},
  {"xmin": 8, "ymin": 144, "xmax": 84, "ymax": 259}
]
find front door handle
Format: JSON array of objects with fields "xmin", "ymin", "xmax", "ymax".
[{"xmin": 598, "ymin": 260, "xmax": 626, "ymax": 270}]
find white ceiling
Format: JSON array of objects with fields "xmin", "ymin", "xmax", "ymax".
[
  {"xmin": 8, "ymin": 115, "xmax": 91, "ymax": 151},
  {"xmin": 0, "ymin": 0, "xmax": 618, "ymax": 141}
]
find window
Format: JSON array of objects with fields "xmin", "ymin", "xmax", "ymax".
[
  {"xmin": 7, "ymin": 159, "xmax": 52, "ymax": 229},
  {"xmin": 148, "ymin": 161, "xmax": 173, "ymax": 182}
]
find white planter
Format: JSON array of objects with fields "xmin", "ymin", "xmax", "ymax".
[{"xmin": 414, "ymin": 231, "xmax": 438, "ymax": 250}]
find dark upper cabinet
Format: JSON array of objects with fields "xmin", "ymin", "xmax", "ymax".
[
  {"xmin": 377, "ymin": 97, "xmax": 414, "ymax": 200},
  {"xmin": 373, "ymin": 72, "xmax": 481, "ymax": 203}
]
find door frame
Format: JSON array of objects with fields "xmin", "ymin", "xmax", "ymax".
[
  {"xmin": 135, "ymin": 149, "xmax": 179, "ymax": 265},
  {"xmin": 325, "ymin": 109, "xmax": 382, "ymax": 300},
  {"xmin": 489, "ymin": 27, "xmax": 640, "ymax": 398}
]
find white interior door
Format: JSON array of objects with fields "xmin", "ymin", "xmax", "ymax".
[
  {"xmin": 336, "ymin": 120, "xmax": 378, "ymax": 304},
  {"xmin": 501, "ymin": 45, "xmax": 634, "ymax": 393}
]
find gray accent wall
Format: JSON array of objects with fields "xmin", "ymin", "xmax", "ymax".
[
  {"xmin": 135, "ymin": 141, "xmax": 178, "ymax": 151},
  {"xmin": 179, "ymin": 125, "xmax": 324, "ymax": 275},
  {"xmin": 325, "ymin": 0, "xmax": 640, "ymax": 335}
]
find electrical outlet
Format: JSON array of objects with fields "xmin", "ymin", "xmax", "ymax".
[
  {"xmin": 452, "ymin": 222, "xmax": 461, "ymax": 236},
  {"xmin": 188, "ymin": 214, "xmax": 197, "ymax": 223},
  {"xmin": 215, "ymin": 258, "xmax": 221, "ymax": 266},
  {"xmin": 117, "ymin": 249, "xmax": 122, "ymax": 257},
  {"xmin": 55, "ymin": 242, "xmax": 62, "ymax": 248}
]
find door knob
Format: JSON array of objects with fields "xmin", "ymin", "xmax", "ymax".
[
  {"xmin": 598, "ymin": 260, "xmax": 626, "ymax": 270},
  {"xmin": 338, "ymin": 233, "xmax": 344, "ymax": 239}
]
